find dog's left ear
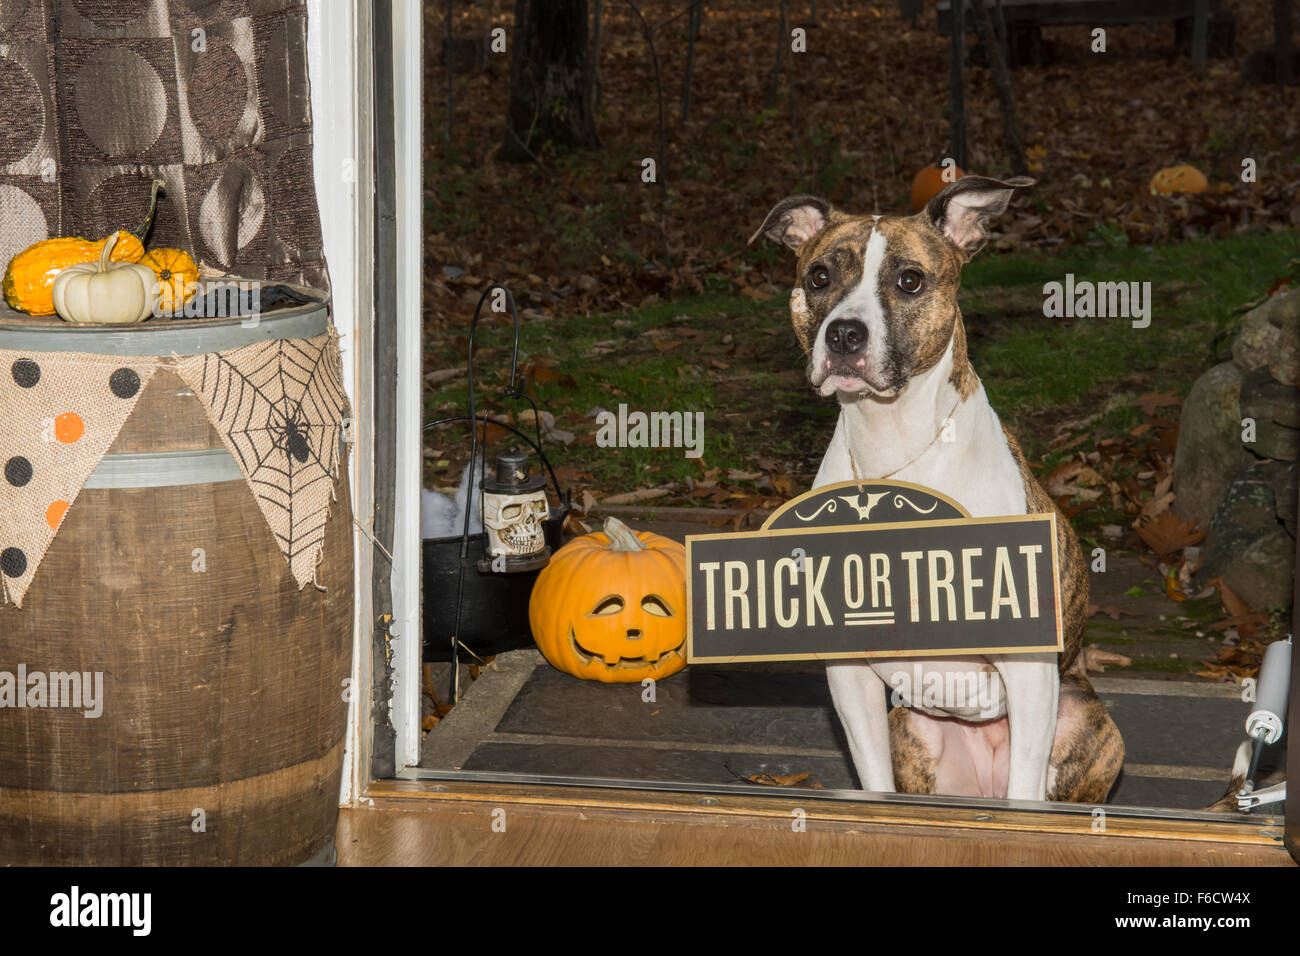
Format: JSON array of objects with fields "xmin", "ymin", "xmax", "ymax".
[{"xmin": 924, "ymin": 175, "xmax": 1033, "ymax": 259}]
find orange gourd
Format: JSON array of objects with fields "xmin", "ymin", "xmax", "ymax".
[
  {"xmin": 140, "ymin": 247, "xmax": 200, "ymax": 315},
  {"xmin": 4, "ymin": 233, "xmax": 145, "ymax": 316},
  {"xmin": 2, "ymin": 178, "xmax": 163, "ymax": 316},
  {"xmin": 528, "ymin": 517, "xmax": 688, "ymax": 682},
  {"xmin": 911, "ymin": 162, "xmax": 965, "ymax": 212}
]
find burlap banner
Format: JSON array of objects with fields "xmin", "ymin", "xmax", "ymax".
[
  {"xmin": 0, "ymin": 351, "xmax": 160, "ymax": 607},
  {"xmin": 0, "ymin": 331, "xmax": 347, "ymax": 607},
  {"xmin": 176, "ymin": 330, "xmax": 348, "ymax": 588}
]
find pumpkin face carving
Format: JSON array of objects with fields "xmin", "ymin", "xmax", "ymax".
[
  {"xmin": 529, "ymin": 517, "xmax": 687, "ymax": 682},
  {"xmin": 1149, "ymin": 164, "xmax": 1208, "ymax": 196}
]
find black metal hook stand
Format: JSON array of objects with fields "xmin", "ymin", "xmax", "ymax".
[{"xmin": 422, "ymin": 283, "xmax": 570, "ymax": 705}]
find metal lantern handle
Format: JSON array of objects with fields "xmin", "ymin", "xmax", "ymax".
[
  {"xmin": 423, "ymin": 282, "xmax": 570, "ymax": 703},
  {"xmin": 421, "ymin": 416, "xmax": 566, "ymax": 510}
]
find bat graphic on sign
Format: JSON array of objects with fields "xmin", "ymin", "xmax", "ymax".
[
  {"xmin": 838, "ymin": 492, "xmax": 888, "ymax": 520},
  {"xmin": 794, "ymin": 491, "xmax": 888, "ymax": 523}
]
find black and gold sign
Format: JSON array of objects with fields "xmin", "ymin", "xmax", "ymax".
[{"xmin": 685, "ymin": 480, "xmax": 1062, "ymax": 663}]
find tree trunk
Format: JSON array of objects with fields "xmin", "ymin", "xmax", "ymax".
[
  {"xmin": 682, "ymin": 0, "xmax": 701, "ymax": 124},
  {"xmin": 767, "ymin": 0, "xmax": 789, "ymax": 110},
  {"xmin": 499, "ymin": 0, "xmax": 600, "ymax": 162},
  {"xmin": 624, "ymin": 1, "xmax": 668, "ymax": 249},
  {"xmin": 948, "ymin": 0, "xmax": 966, "ymax": 168},
  {"xmin": 971, "ymin": 0, "xmax": 1027, "ymax": 174},
  {"xmin": 443, "ymin": 0, "xmax": 454, "ymax": 141},
  {"xmin": 1277, "ymin": 0, "xmax": 1294, "ymax": 86},
  {"xmin": 1191, "ymin": 0, "xmax": 1209, "ymax": 72},
  {"xmin": 591, "ymin": 0, "xmax": 605, "ymax": 111}
]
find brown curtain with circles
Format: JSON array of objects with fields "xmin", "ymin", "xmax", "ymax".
[{"xmin": 0, "ymin": 0, "xmax": 328, "ymax": 291}]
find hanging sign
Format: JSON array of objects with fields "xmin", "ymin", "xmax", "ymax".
[{"xmin": 685, "ymin": 480, "xmax": 1062, "ymax": 663}]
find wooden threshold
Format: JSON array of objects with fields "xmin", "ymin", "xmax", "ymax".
[{"xmin": 337, "ymin": 779, "xmax": 1295, "ymax": 866}]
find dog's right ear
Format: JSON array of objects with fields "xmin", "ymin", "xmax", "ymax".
[{"xmin": 749, "ymin": 195, "xmax": 832, "ymax": 253}]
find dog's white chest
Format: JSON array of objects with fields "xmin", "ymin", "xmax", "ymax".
[
  {"xmin": 813, "ymin": 371, "xmax": 1031, "ymax": 721},
  {"xmin": 814, "ymin": 385, "xmax": 1028, "ymax": 520}
]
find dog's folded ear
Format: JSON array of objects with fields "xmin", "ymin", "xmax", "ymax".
[
  {"xmin": 749, "ymin": 194, "xmax": 833, "ymax": 252},
  {"xmin": 924, "ymin": 175, "xmax": 1034, "ymax": 260}
]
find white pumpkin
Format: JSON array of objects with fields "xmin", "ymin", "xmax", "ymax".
[{"xmin": 52, "ymin": 232, "xmax": 157, "ymax": 324}]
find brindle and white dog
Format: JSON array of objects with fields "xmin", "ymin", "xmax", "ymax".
[{"xmin": 752, "ymin": 175, "xmax": 1124, "ymax": 802}]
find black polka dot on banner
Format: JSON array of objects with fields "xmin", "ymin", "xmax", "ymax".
[
  {"xmin": 109, "ymin": 367, "xmax": 141, "ymax": 399},
  {"xmin": 11, "ymin": 358, "xmax": 40, "ymax": 388},
  {"xmin": 4, "ymin": 456, "xmax": 32, "ymax": 487},
  {"xmin": 1, "ymin": 547, "xmax": 26, "ymax": 578}
]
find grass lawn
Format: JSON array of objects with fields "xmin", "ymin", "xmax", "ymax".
[{"xmin": 423, "ymin": 230, "xmax": 1300, "ymax": 504}]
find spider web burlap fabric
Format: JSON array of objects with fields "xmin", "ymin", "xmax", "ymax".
[{"xmin": 176, "ymin": 329, "xmax": 348, "ymax": 587}]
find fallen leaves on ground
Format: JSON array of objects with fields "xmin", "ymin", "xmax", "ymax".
[
  {"xmin": 599, "ymin": 487, "xmax": 672, "ymax": 505},
  {"xmin": 1087, "ymin": 604, "xmax": 1139, "ymax": 621},
  {"xmin": 1083, "ymin": 647, "xmax": 1133, "ymax": 673},
  {"xmin": 1214, "ymin": 578, "xmax": 1253, "ymax": 619},
  {"xmin": 1137, "ymin": 391, "xmax": 1183, "ymax": 417},
  {"xmin": 1195, "ymin": 635, "xmax": 1271, "ymax": 682},
  {"xmin": 1133, "ymin": 510, "xmax": 1205, "ymax": 557},
  {"xmin": 425, "ymin": 1, "xmax": 1300, "ymax": 330},
  {"xmin": 1194, "ymin": 579, "xmax": 1288, "ymax": 679},
  {"xmin": 736, "ymin": 769, "xmax": 825, "ymax": 789}
]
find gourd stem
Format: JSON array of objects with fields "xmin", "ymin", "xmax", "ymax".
[
  {"xmin": 603, "ymin": 516, "xmax": 646, "ymax": 552},
  {"xmin": 131, "ymin": 178, "xmax": 165, "ymax": 243},
  {"xmin": 98, "ymin": 232, "xmax": 117, "ymax": 271}
]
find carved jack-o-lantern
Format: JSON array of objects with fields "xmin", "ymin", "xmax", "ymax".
[
  {"xmin": 1149, "ymin": 164, "xmax": 1209, "ymax": 196},
  {"xmin": 528, "ymin": 517, "xmax": 687, "ymax": 682}
]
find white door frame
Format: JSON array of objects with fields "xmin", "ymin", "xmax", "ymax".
[
  {"xmin": 307, "ymin": 0, "xmax": 369, "ymax": 804},
  {"xmin": 308, "ymin": 0, "xmax": 424, "ymax": 798},
  {"xmin": 388, "ymin": 0, "xmax": 425, "ymax": 772}
]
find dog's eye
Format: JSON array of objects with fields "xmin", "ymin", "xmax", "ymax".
[
  {"xmin": 898, "ymin": 269, "xmax": 924, "ymax": 294},
  {"xmin": 808, "ymin": 266, "xmax": 830, "ymax": 289}
]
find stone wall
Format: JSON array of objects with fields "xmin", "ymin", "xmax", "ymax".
[{"xmin": 1174, "ymin": 287, "xmax": 1300, "ymax": 611}]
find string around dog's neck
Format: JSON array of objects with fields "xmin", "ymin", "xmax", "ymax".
[{"xmin": 847, "ymin": 396, "xmax": 961, "ymax": 490}]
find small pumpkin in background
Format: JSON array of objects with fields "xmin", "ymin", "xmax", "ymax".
[
  {"xmin": 1149, "ymin": 164, "xmax": 1209, "ymax": 196},
  {"xmin": 2, "ymin": 178, "xmax": 164, "ymax": 316},
  {"xmin": 141, "ymin": 247, "xmax": 199, "ymax": 315},
  {"xmin": 529, "ymin": 516, "xmax": 688, "ymax": 683},
  {"xmin": 52, "ymin": 233, "xmax": 157, "ymax": 325},
  {"xmin": 911, "ymin": 161, "xmax": 965, "ymax": 212}
]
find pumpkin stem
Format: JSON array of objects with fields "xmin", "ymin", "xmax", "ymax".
[
  {"xmin": 131, "ymin": 178, "xmax": 165, "ymax": 243},
  {"xmin": 603, "ymin": 516, "xmax": 646, "ymax": 552},
  {"xmin": 98, "ymin": 232, "xmax": 117, "ymax": 271}
]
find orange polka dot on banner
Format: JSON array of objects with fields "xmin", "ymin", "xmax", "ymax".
[
  {"xmin": 46, "ymin": 500, "xmax": 69, "ymax": 530},
  {"xmin": 54, "ymin": 412, "xmax": 84, "ymax": 443}
]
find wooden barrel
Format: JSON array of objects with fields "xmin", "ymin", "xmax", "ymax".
[{"xmin": 0, "ymin": 293, "xmax": 352, "ymax": 866}]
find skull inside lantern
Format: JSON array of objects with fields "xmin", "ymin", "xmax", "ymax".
[
  {"xmin": 480, "ymin": 448, "xmax": 551, "ymax": 571},
  {"xmin": 484, "ymin": 493, "xmax": 548, "ymax": 555}
]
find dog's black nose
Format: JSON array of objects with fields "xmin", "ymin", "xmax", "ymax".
[{"xmin": 825, "ymin": 319, "xmax": 867, "ymax": 355}]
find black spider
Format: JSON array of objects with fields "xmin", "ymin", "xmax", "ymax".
[{"xmin": 272, "ymin": 409, "xmax": 312, "ymax": 464}]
